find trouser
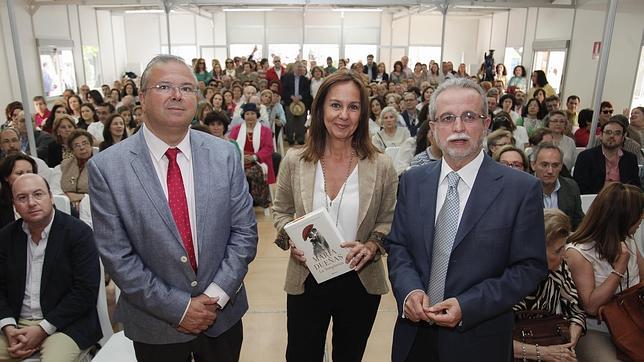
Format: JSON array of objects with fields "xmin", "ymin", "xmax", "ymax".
[
  {"xmin": 284, "ymin": 106, "xmax": 306, "ymax": 145},
  {"xmin": 576, "ymin": 329, "xmax": 622, "ymax": 362},
  {"xmin": 133, "ymin": 320, "xmax": 243, "ymax": 362},
  {"xmin": 286, "ymin": 272, "xmax": 381, "ymax": 362},
  {"xmin": 0, "ymin": 319, "xmax": 81, "ymax": 362}
]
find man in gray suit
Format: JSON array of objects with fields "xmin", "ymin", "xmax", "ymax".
[{"xmin": 88, "ymin": 54, "xmax": 258, "ymax": 362}]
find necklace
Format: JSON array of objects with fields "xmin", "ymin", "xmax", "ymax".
[{"xmin": 320, "ymin": 149, "xmax": 355, "ymax": 226}]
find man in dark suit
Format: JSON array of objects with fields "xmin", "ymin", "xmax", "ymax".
[
  {"xmin": 281, "ymin": 61, "xmax": 312, "ymax": 145},
  {"xmin": 89, "ymin": 55, "xmax": 257, "ymax": 362},
  {"xmin": 386, "ymin": 78, "xmax": 547, "ymax": 362},
  {"xmin": 531, "ymin": 142, "xmax": 584, "ymax": 229},
  {"xmin": 401, "ymin": 92, "xmax": 420, "ymax": 136},
  {"xmin": 573, "ymin": 119, "xmax": 641, "ymax": 194},
  {"xmin": 0, "ymin": 174, "xmax": 101, "ymax": 360},
  {"xmin": 362, "ymin": 54, "xmax": 378, "ymax": 82}
]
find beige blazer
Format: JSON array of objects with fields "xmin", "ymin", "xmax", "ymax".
[
  {"xmin": 272, "ymin": 147, "xmax": 398, "ymax": 295},
  {"xmin": 60, "ymin": 156, "xmax": 89, "ymax": 202}
]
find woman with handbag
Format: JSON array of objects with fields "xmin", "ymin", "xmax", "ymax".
[
  {"xmin": 513, "ymin": 209, "xmax": 586, "ymax": 361},
  {"xmin": 272, "ymin": 70, "xmax": 397, "ymax": 361},
  {"xmin": 565, "ymin": 183, "xmax": 643, "ymax": 361}
]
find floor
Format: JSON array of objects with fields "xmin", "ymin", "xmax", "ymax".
[{"xmin": 239, "ymin": 208, "xmax": 397, "ymax": 362}]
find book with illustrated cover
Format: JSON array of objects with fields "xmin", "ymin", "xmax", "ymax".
[{"xmin": 284, "ymin": 208, "xmax": 352, "ymax": 283}]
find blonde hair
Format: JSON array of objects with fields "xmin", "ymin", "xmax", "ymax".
[{"xmin": 543, "ymin": 208, "xmax": 571, "ymax": 247}]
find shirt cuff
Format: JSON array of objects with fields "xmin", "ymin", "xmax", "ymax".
[
  {"xmin": 179, "ymin": 299, "xmax": 191, "ymax": 325},
  {"xmin": 203, "ymin": 283, "xmax": 230, "ymax": 309},
  {"xmin": 39, "ymin": 319, "xmax": 57, "ymax": 335},
  {"xmin": 0, "ymin": 318, "xmax": 17, "ymax": 331},
  {"xmin": 402, "ymin": 289, "xmax": 425, "ymax": 319}
]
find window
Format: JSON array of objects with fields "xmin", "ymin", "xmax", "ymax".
[
  {"xmin": 161, "ymin": 45, "xmax": 198, "ymax": 65},
  {"xmin": 408, "ymin": 46, "xmax": 441, "ymax": 69},
  {"xmin": 38, "ymin": 46, "xmax": 77, "ymax": 98},
  {"xmin": 631, "ymin": 46, "xmax": 644, "ymax": 110},
  {"xmin": 200, "ymin": 46, "xmax": 228, "ymax": 65},
  {"xmin": 268, "ymin": 44, "xmax": 300, "ymax": 65},
  {"xmin": 533, "ymin": 50, "xmax": 567, "ymax": 95},
  {"xmin": 344, "ymin": 45, "xmax": 377, "ymax": 66},
  {"xmin": 303, "ymin": 44, "xmax": 340, "ymax": 69},
  {"xmin": 82, "ymin": 45, "xmax": 101, "ymax": 89},
  {"xmin": 229, "ymin": 44, "xmax": 263, "ymax": 60},
  {"xmin": 503, "ymin": 47, "xmax": 523, "ymax": 74}
]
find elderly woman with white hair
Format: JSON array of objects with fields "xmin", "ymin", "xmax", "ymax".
[{"xmin": 372, "ymin": 106, "xmax": 411, "ymax": 151}]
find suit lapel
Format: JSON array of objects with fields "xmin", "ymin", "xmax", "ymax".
[
  {"xmin": 41, "ymin": 212, "xmax": 63, "ymax": 294},
  {"xmin": 299, "ymin": 158, "xmax": 315, "ymax": 214},
  {"xmin": 356, "ymin": 157, "xmax": 375, "ymax": 233},
  {"xmin": 13, "ymin": 224, "xmax": 28, "ymax": 309},
  {"xmin": 452, "ymin": 156, "xmax": 504, "ymax": 251},
  {"xmin": 191, "ymin": 133, "xmax": 212, "ymax": 270},
  {"xmin": 422, "ymin": 162, "xmax": 441, "ymax": 258},
  {"xmin": 129, "ymin": 132, "xmax": 183, "ymax": 245}
]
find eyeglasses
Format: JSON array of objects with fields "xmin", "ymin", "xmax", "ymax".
[
  {"xmin": 14, "ymin": 190, "xmax": 48, "ymax": 204},
  {"xmin": 72, "ymin": 140, "xmax": 91, "ymax": 150},
  {"xmin": 500, "ymin": 161, "xmax": 524, "ymax": 169},
  {"xmin": 601, "ymin": 109, "xmax": 614, "ymax": 114},
  {"xmin": 493, "ymin": 142, "xmax": 511, "ymax": 147},
  {"xmin": 437, "ymin": 111, "xmax": 486, "ymax": 125},
  {"xmin": 603, "ymin": 129, "xmax": 623, "ymax": 136},
  {"xmin": 145, "ymin": 84, "xmax": 198, "ymax": 96}
]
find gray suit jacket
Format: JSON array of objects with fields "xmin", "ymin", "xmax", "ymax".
[{"xmin": 88, "ymin": 129, "xmax": 257, "ymax": 344}]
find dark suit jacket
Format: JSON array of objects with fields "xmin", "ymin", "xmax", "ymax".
[
  {"xmin": 281, "ymin": 72, "xmax": 312, "ymax": 109},
  {"xmin": 363, "ymin": 63, "xmax": 378, "ymax": 81},
  {"xmin": 573, "ymin": 145, "xmax": 641, "ymax": 194},
  {"xmin": 33, "ymin": 130, "xmax": 54, "ymax": 161},
  {"xmin": 45, "ymin": 141, "xmax": 63, "ymax": 167},
  {"xmin": 378, "ymin": 72, "xmax": 389, "ymax": 83},
  {"xmin": 401, "ymin": 110, "xmax": 420, "ymax": 137},
  {"xmin": 385, "ymin": 155, "xmax": 547, "ymax": 362},
  {"xmin": 556, "ymin": 176, "xmax": 584, "ymax": 230},
  {"xmin": 0, "ymin": 211, "xmax": 102, "ymax": 349}
]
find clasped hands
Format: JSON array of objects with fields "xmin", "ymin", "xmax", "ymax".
[
  {"xmin": 177, "ymin": 295, "xmax": 220, "ymax": 335},
  {"xmin": 289, "ymin": 240, "xmax": 378, "ymax": 272},
  {"xmin": 2, "ymin": 325, "xmax": 48, "ymax": 359},
  {"xmin": 404, "ymin": 291, "xmax": 462, "ymax": 328}
]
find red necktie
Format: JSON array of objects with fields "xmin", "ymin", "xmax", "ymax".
[{"xmin": 165, "ymin": 148, "xmax": 197, "ymax": 271}]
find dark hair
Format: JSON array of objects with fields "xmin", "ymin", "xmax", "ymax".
[
  {"xmin": 369, "ymin": 97, "xmax": 385, "ymax": 122},
  {"xmin": 52, "ymin": 115, "xmax": 78, "ymax": 145},
  {"xmin": 522, "ymin": 98, "xmax": 546, "ymax": 119},
  {"xmin": 33, "ymin": 96, "xmax": 45, "ymax": 102},
  {"xmin": 393, "ymin": 61, "xmax": 403, "ymax": 72},
  {"xmin": 533, "ymin": 88, "xmax": 547, "ymax": 101},
  {"xmin": 513, "ymin": 65, "xmax": 527, "ymax": 78},
  {"xmin": 117, "ymin": 106, "xmax": 137, "ymax": 129},
  {"xmin": 415, "ymin": 119, "xmax": 431, "ymax": 156},
  {"xmin": 203, "ymin": 110, "xmax": 231, "ymax": 134},
  {"xmin": 578, "ymin": 109, "xmax": 593, "ymax": 129},
  {"xmin": 5, "ymin": 101, "xmax": 23, "ymax": 121},
  {"xmin": 88, "ymin": 90, "xmax": 104, "ymax": 104},
  {"xmin": 499, "ymin": 93, "xmax": 517, "ymax": 110},
  {"xmin": 492, "ymin": 112, "xmax": 516, "ymax": 132},
  {"xmin": 67, "ymin": 129, "xmax": 94, "ymax": 151},
  {"xmin": 496, "ymin": 63, "xmax": 507, "ymax": 76},
  {"xmin": 569, "ymin": 183, "xmax": 643, "ymax": 264},
  {"xmin": 99, "ymin": 114, "xmax": 128, "ymax": 151},
  {"xmin": 43, "ymin": 104, "xmax": 70, "ymax": 134},
  {"xmin": 0, "ymin": 153, "xmax": 38, "ymax": 207},
  {"xmin": 121, "ymin": 81, "xmax": 139, "ymax": 98},
  {"xmin": 190, "ymin": 124, "xmax": 210, "ymax": 134},
  {"xmin": 96, "ymin": 102, "xmax": 115, "ymax": 115},
  {"xmin": 603, "ymin": 118, "xmax": 627, "ymax": 134},
  {"xmin": 532, "ymin": 70, "xmax": 549, "ymax": 87},
  {"xmin": 302, "ymin": 70, "xmax": 378, "ymax": 163},
  {"xmin": 566, "ymin": 95, "xmax": 580, "ymax": 103}
]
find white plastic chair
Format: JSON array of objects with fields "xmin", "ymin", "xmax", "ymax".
[
  {"xmin": 580, "ymin": 194, "xmax": 596, "ymax": 214},
  {"xmin": 97, "ymin": 261, "xmax": 114, "ymax": 347},
  {"xmin": 53, "ymin": 194, "xmax": 71, "ymax": 214}
]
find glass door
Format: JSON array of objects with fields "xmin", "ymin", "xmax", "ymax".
[{"xmin": 533, "ymin": 49, "xmax": 567, "ymax": 95}]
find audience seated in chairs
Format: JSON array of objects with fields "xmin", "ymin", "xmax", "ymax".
[
  {"xmin": 573, "ymin": 118, "xmax": 641, "ymax": 194},
  {"xmin": 229, "ymin": 103, "xmax": 274, "ymax": 208},
  {"xmin": 0, "ymin": 174, "xmax": 102, "ymax": 361},
  {"xmin": 531, "ymin": 142, "xmax": 585, "ymax": 230},
  {"xmin": 0, "ymin": 154, "xmax": 37, "ymax": 229},
  {"xmin": 0, "ymin": 128, "xmax": 50, "ymax": 182},
  {"xmin": 513, "ymin": 209, "xmax": 586, "ymax": 361},
  {"xmin": 565, "ymin": 182, "xmax": 643, "ymax": 361}
]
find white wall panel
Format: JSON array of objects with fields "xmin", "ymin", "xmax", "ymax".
[
  {"xmin": 535, "ymin": 8, "xmax": 574, "ymax": 40},
  {"xmin": 196, "ymin": 15, "xmax": 213, "ymax": 45},
  {"xmin": 476, "ymin": 16, "xmax": 492, "ymax": 63},
  {"xmin": 213, "ymin": 11, "xmax": 227, "ymax": 46},
  {"xmin": 409, "ymin": 14, "xmax": 442, "ymax": 45},
  {"xmin": 444, "ymin": 17, "xmax": 479, "ymax": 67},
  {"xmin": 111, "ymin": 14, "xmax": 127, "ymax": 78},
  {"xmin": 304, "ymin": 11, "xmax": 340, "ymax": 26},
  {"xmin": 521, "ymin": 7, "xmax": 539, "ymax": 71},
  {"xmin": 96, "ymin": 10, "xmax": 116, "ymax": 83},
  {"xmin": 305, "ymin": 27, "xmax": 340, "ymax": 44},
  {"xmin": 68, "ymin": 5, "xmax": 85, "ymax": 87},
  {"xmin": 507, "ymin": 8, "xmax": 527, "ymax": 47},
  {"xmin": 490, "ymin": 11, "xmax": 509, "ymax": 63},
  {"xmin": 78, "ymin": 6, "xmax": 99, "ymax": 46},
  {"xmin": 124, "ymin": 13, "xmax": 161, "ymax": 76},
  {"xmin": 343, "ymin": 27, "xmax": 379, "ymax": 44},
  {"xmin": 380, "ymin": 12, "xmax": 392, "ymax": 46},
  {"xmin": 391, "ymin": 16, "xmax": 409, "ymax": 47},
  {"xmin": 33, "ymin": 5, "xmax": 69, "ymax": 39}
]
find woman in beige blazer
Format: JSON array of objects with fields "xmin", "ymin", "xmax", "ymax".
[{"xmin": 272, "ymin": 70, "xmax": 398, "ymax": 362}]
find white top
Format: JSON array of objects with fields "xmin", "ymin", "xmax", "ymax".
[
  {"xmin": 142, "ymin": 125, "xmax": 229, "ymax": 309},
  {"xmin": 311, "ymin": 78, "xmax": 323, "ymax": 99},
  {"xmin": 393, "ymin": 137, "xmax": 417, "ymax": 176},
  {"xmin": 372, "ymin": 127, "xmax": 411, "ymax": 151},
  {"xmin": 0, "ymin": 211, "xmax": 57, "ymax": 335},
  {"xmin": 556, "ymin": 135, "xmax": 577, "ymax": 171},
  {"xmin": 513, "ymin": 126, "xmax": 529, "ymax": 151},
  {"xmin": 87, "ymin": 121, "xmax": 104, "ymax": 144},
  {"xmin": 312, "ymin": 161, "xmax": 359, "ymax": 244},
  {"xmin": 435, "ymin": 150, "xmax": 485, "ymax": 225}
]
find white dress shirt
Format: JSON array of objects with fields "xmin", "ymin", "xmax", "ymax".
[
  {"xmin": 435, "ymin": 150, "xmax": 485, "ymax": 225},
  {"xmin": 0, "ymin": 210, "xmax": 57, "ymax": 335},
  {"xmin": 142, "ymin": 125, "xmax": 230, "ymax": 314}
]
